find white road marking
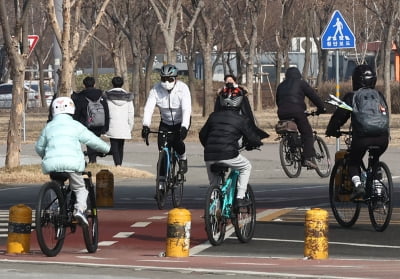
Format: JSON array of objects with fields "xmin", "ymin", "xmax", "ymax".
[
  {"xmin": 131, "ymin": 222, "xmax": 151, "ymax": 227},
  {"xmin": 113, "ymin": 232, "xmax": 134, "ymax": 238},
  {"xmin": 98, "ymin": 241, "xmax": 118, "ymax": 246}
]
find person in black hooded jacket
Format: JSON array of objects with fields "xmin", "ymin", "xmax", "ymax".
[
  {"xmin": 199, "ymin": 89, "xmax": 262, "ymax": 207},
  {"xmin": 72, "ymin": 76, "xmax": 110, "ymax": 163},
  {"xmin": 276, "ymin": 67, "xmax": 325, "ymax": 169},
  {"xmin": 214, "ymin": 74, "xmax": 269, "ymax": 140},
  {"xmin": 326, "ymin": 64, "xmax": 389, "ymax": 199}
]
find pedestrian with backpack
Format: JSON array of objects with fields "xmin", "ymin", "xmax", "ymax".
[
  {"xmin": 73, "ymin": 76, "xmax": 110, "ymax": 163},
  {"xmin": 326, "ymin": 64, "xmax": 390, "ymax": 199},
  {"xmin": 104, "ymin": 76, "xmax": 134, "ymax": 166}
]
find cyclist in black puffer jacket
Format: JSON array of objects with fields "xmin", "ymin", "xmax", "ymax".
[
  {"xmin": 276, "ymin": 67, "xmax": 326, "ymax": 169},
  {"xmin": 199, "ymin": 90, "xmax": 263, "ymax": 207}
]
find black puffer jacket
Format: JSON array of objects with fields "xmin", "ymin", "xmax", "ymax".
[
  {"xmin": 199, "ymin": 110, "xmax": 262, "ymax": 161},
  {"xmin": 276, "ymin": 67, "xmax": 324, "ymax": 116}
]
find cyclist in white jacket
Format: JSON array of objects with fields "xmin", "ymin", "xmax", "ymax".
[{"xmin": 142, "ymin": 64, "xmax": 192, "ymax": 173}]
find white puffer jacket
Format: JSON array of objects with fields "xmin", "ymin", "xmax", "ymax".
[{"xmin": 104, "ymin": 88, "xmax": 134, "ymax": 139}]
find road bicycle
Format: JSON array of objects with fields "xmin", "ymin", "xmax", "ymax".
[
  {"xmin": 204, "ymin": 161, "xmax": 256, "ymax": 246},
  {"xmin": 145, "ymin": 130, "xmax": 185, "ymax": 210},
  {"xmin": 275, "ymin": 111, "xmax": 331, "ymax": 178},
  {"xmin": 329, "ymin": 131, "xmax": 393, "ymax": 232},
  {"xmin": 35, "ymin": 170, "xmax": 98, "ymax": 256}
]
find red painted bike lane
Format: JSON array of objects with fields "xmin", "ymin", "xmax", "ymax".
[{"xmin": 0, "ymin": 208, "xmax": 400, "ymax": 278}]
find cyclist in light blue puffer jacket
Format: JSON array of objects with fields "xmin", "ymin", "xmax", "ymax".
[{"xmin": 35, "ymin": 96, "xmax": 110, "ymax": 226}]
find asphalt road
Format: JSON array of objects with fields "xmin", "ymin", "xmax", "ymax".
[{"xmin": 0, "ymin": 141, "xmax": 400, "ymax": 278}]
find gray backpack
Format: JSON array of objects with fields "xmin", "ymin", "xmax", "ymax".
[
  {"xmin": 86, "ymin": 97, "xmax": 105, "ymax": 128},
  {"xmin": 351, "ymin": 88, "xmax": 389, "ymax": 136}
]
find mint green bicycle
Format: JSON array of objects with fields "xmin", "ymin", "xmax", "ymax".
[{"xmin": 204, "ymin": 163, "xmax": 256, "ymax": 246}]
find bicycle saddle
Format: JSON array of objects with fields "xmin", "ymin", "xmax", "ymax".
[
  {"xmin": 210, "ymin": 163, "xmax": 229, "ymax": 173},
  {"xmin": 49, "ymin": 172, "xmax": 69, "ymax": 183}
]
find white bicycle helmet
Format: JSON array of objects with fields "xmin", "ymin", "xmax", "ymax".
[{"xmin": 52, "ymin": 96, "xmax": 75, "ymax": 116}]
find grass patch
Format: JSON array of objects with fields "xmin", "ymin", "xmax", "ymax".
[{"xmin": 0, "ymin": 164, "xmax": 154, "ymax": 184}]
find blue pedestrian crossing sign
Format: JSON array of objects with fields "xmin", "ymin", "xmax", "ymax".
[{"xmin": 321, "ymin": 10, "xmax": 355, "ymax": 49}]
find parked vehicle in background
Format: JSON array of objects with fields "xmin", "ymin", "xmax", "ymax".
[
  {"xmin": 0, "ymin": 83, "xmax": 40, "ymax": 108},
  {"xmin": 25, "ymin": 81, "xmax": 54, "ymax": 107}
]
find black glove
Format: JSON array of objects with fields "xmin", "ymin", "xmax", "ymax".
[
  {"xmin": 141, "ymin": 126, "xmax": 150, "ymax": 139},
  {"xmin": 316, "ymin": 107, "xmax": 327, "ymax": 115},
  {"xmin": 180, "ymin": 127, "xmax": 188, "ymax": 141},
  {"xmin": 325, "ymin": 128, "xmax": 340, "ymax": 138},
  {"xmin": 245, "ymin": 142, "xmax": 263, "ymax": 151}
]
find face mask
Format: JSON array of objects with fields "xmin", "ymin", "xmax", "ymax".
[
  {"xmin": 161, "ymin": 81, "xmax": 175, "ymax": 91},
  {"xmin": 225, "ymin": 82, "xmax": 238, "ymax": 89}
]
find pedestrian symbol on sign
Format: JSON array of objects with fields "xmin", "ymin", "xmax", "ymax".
[{"xmin": 321, "ymin": 10, "xmax": 355, "ymax": 49}]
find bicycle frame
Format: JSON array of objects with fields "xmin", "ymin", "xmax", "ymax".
[
  {"xmin": 219, "ymin": 169, "xmax": 239, "ymax": 219},
  {"xmin": 158, "ymin": 132, "xmax": 179, "ymax": 185}
]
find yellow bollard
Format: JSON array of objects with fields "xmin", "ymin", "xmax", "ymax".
[
  {"xmin": 304, "ymin": 208, "xmax": 328, "ymax": 259},
  {"xmin": 96, "ymin": 169, "xmax": 114, "ymax": 207},
  {"xmin": 7, "ymin": 204, "xmax": 32, "ymax": 254},
  {"xmin": 166, "ymin": 208, "xmax": 191, "ymax": 257}
]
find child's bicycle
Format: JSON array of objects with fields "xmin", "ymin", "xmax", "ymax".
[
  {"xmin": 145, "ymin": 130, "xmax": 185, "ymax": 210},
  {"xmin": 35, "ymin": 162, "xmax": 99, "ymax": 256},
  {"xmin": 329, "ymin": 131, "xmax": 393, "ymax": 232},
  {"xmin": 204, "ymin": 154, "xmax": 257, "ymax": 246},
  {"xmin": 275, "ymin": 111, "xmax": 331, "ymax": 178}
]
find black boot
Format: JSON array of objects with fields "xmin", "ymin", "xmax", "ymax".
[{"xmin": 178, "ymin": 159, "xmax": 187, "ymax": 174}]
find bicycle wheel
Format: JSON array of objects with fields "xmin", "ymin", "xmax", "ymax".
[
  {"xmin": 82, "ymin": 178, "xmax": 98, "ymax": 253},
  {"xmin": 368, "ymin": 161, "xmax": 393, "ymax": 232},
  {"xmin": 172, "ymin": 169, "xmax": 184, "ymax": 208},
  {"xmin": 36, "ymin": 181, "xmax": 66, "ymax": 257},
  {"xmin": 314, "ymin": 136, "xmax": 332, "ymax": 178},
  {"xmin": 279, "ymin": 135, "xmax": 301, "ymax": 178},
  {"xmin": 156, "ymin": 150, "xmax": 168, "ymax": 210},
  {"xmin": 329, "ymin": 159, "xmax": 360, "ymax": 227},
  {"xmin": 204, "ymin": 185, "xmax": 226, "ymax": 246},
  {"xmin": 233, "ymin": 184, "xmax": 256, "ymax": 243}
]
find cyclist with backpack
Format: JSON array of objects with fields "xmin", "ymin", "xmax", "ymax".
[
  {"xmin": 73, "ymin": 76, "xmax": 110, "ymax": 163},
  {"xmin": 326, "ymin": 64, "xmax": 390, "ymax": 199}
]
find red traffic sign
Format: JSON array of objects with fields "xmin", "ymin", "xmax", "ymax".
[{"xmin": 27, "ymin": 35, "xmax": 39, "ymax": 54}]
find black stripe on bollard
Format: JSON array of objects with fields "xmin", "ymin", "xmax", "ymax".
[{"xmin": 8, "ymin": 222, "xmax": 32, "ymax": 234}]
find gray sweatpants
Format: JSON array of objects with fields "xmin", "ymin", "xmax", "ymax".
[
  {"xmin": 68, "ymin": 172, "xmax": 88, "ymax": 212},
  {"xmin": 205, "ymin": 154, "xmax": 251, "ymax": 199}
]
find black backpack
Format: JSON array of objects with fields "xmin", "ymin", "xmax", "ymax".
[{"xmin": 351, "ymin": 88, "xmax": 389, "ymax": 136}]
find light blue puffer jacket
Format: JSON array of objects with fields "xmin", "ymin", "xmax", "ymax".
[{"xmin": 35, "ymin": 114, "xmax": 110, "ymax": 174}]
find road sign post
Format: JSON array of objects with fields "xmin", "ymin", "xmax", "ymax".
[{"xmin": 321, "ymin": 10, "xmax": 356, "ymax": 151}]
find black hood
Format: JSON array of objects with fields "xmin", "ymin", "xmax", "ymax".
[
  {"xmin": 285, "ymin": 67, "xmax": 302, "ymax": 79},
  {"xmin": 80, "ymin": 87, "xmax": 103, "ymax": 101}
]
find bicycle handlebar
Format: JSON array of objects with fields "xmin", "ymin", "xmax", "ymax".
[
  {"xmin": 83, "ymin": 150, "xmax": 109, "ymax": 157},
  {"xmin": 144, "ymin": 130, "xmax": 174, "ymax": 146}
]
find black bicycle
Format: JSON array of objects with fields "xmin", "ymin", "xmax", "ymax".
[
  {"xmin": 329, "ymin": 131, "xmax": 393, "ymax": 232},
  {"xmin": 145, "ymin": 130, "xmax": 185, "ymax": 210},
  {"xmin": 275, "ymin": 111, "xmax": 331, "ymax": 178},
  {"xmin": 35, "ymin": 171, "xmax": 98, "ymax": 256}
]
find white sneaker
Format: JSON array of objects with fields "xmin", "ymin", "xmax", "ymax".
[{"xmin": 73, "ymin": 209, "xmax": 88, "ymax": 226}]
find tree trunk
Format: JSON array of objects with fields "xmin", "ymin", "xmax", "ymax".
[
  {"xmin": 6, "ymin": 59, "xmax": 25, "ymax": 168},
  {"xmin": 203, "ymin": 50, "xmax": 214, "ymax": 116}
]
